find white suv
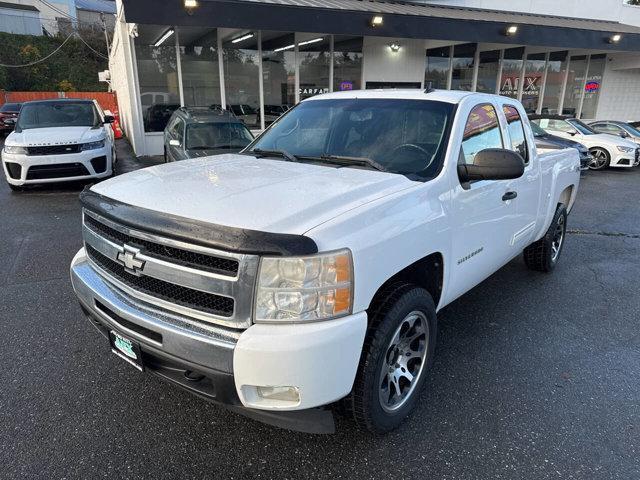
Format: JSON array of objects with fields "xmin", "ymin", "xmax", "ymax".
[{"xmin": 2, "ymin": 99, "xmax": 116, "ymax": 191}]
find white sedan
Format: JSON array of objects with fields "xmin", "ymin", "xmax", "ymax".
[
  {"xmin": 530, "ymin": 115, "xmax": 638, "ymax": 170},
  {"xmin": 2, "ymin": 99, "xmax": 116, "ymax": 191}
]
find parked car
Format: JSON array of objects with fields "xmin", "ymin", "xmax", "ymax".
[
  {"xmin": 2, "ymin": 99, "xmax": 115, "ymax": 191},
  {"xmin": 229, "ymin": 104, "xmax": 258, "ymax": 126},
  {"xmin": 529, "ymin": 114, "xmax": 639, "ymax": 170},
  {"xmin": 71, "ymin": 90, "xmax": 579, "ymax": 434},
  {"xmin": 0, "ymin": 102, "xmax": 22, "ymax": 134},
  {"xmin": 259, "ymin": 104, "xmax": 291, "ymax": 125},
  {"xmin": 144, "ymin": 103, "xmax": 180, "ymax": 132},
  {"xmin": 163, "ymin": 107, "xmax": 254, "ymax": 162},
  {"xmin": 589, "ymin": 121, "xmax": 640, "ymax": 165},
  {"xmin": 530, "ymin": 121, "xmax": 592, "ymax": 170}
]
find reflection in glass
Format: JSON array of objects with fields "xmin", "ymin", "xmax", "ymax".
[
  {"xmin": 299, "ymin": 36, "xmax": 331, "ymax": 100},
  {"xmin": 425, "ymin": 46, "xmax": 450, "ymax": 89},
  {"xmin": 333, "ymin": 36, "xmax": 363, "ymax": 92},
  {"xmin": 136, "ymin": 42, "xmax": 180, "ymax": 132},
  {"xmin": 522, "ymin": 53, "xmax": 546, "ymax": 113},
  {"xmin": 223, "ymin": 31, "xmax": 260, "ymax": 128},
  {"xmin": 179, "ymin": 29, "xmax": 221, "ymax": 111},
  {"xmin": 451, "ymin": 44, "xmax": 476, "ymax": 91},
  {"xmin": 563, "ymin": 55, "xmax": 588, "ymax": 116},
  {"xmin": 476, "ymin": 50, "xmax": 500, "ymax": 94},
  {"xmin": 261, "ymin": 32, "xmax": 296, "ymax": 125},
  {"xmin": 580, "ymin": 54, "xmax": 606, "ymax": 119},
  {"xmin": 461, "ymin": 104, "xmax": 503, "ymax": 164},
  {"xmin": 541, "ymin": 51, "xmax": 567, "ymax": 115},
  {"xmin": 499, "ymin": 48, "xmax": 524, "ymax": 99}
]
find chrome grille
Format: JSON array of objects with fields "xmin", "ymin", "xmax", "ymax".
[{"xmin": 82, "ymin": 209, "xmax": 259, "ymax": 329}]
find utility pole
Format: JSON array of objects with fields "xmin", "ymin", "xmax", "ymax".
[{"xmin": 100, "ymin": 12, "xmax": 110, "ymax": 57}]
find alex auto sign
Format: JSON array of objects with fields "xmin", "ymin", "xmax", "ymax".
[{"xmin": 500, "ymin": 75, "xmax": 541, "ymax": 97}]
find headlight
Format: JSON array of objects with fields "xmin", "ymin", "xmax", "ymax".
[
  {"xmin": 617, "ymin": 145, "xmax": 634, "ymax": 153},
  {"xmin": 3, "ymin": 145, "xmax": 27, "ymax": 154},
  {"xmin": 81, "ymin": 139, "xmax": 105, "ymax": 151},
  {"xmin": 255, "ymin": 249, "xmax": 353, "ymax": 323}
]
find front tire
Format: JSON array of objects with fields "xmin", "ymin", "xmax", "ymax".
[
  {"xmin": 523, "ymin": 205, "xmax": 568, "ymax": 272},
  {"xmin": 7, "ymin": 182, "xmax": 24, "ymax": 192},
  {"xmin": 347, "ymin": 282, "xmax": 437, "ymax": 434},
  {"xmin": 588, "ymin": 147, "xmax": 610, "ymax": 170}
]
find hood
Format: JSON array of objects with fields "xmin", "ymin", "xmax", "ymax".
[
  {"xmin": 6, "ymin": 126, "xmax": 103, "ymax": 146},
  {"xmin": 535, "ymin": 134, "xmax": 587, "ymax": 151},
  {"xmin": 90, "ymin": 154, "xmax": 416, "ymax": 235},
  {"xmin": 587, "ymin": 133, "xmax": 637, "ymax": 148}
]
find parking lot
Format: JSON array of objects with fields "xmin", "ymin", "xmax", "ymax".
[{"xmin": 0, "ymin": 139, "xmax": 639, "ymax": 479}]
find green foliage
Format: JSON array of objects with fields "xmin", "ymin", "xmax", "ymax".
[
  {"xmin": 627, "ymin": 0, "xmax": 640, "ymax": 5},
  {"xmin": 0, "ymin": 31, "xmax": 108, "ymax": 92}
]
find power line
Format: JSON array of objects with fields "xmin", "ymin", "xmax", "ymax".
[{"xmin": 75, "ymin": 32, "xmax": 109, "ymax": 58}]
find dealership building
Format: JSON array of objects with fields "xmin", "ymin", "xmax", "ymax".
[{"xmin": 108, "ymin": 0, "xmax": 640, "ymax": 156}]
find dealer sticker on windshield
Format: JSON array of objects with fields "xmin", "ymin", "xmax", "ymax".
[{"xmin": 109, "ymin": 331, "xmax": 143, "ymax": 371}]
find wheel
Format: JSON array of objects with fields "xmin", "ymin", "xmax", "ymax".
[
  {"xmin": 523, "ymin": 205, "xmax": 568, "ymax": 272},
  {"xmin": 7, "ymin": 182, "xmax": 24, "ymax": 192},
  {"xmin": 588, "ymin": 147, "xmax": 610, "ymax": 170},
  {"xmin": 163, "ymin": 146, "xmax": 168, "ymax": 163},
  {"xmin": 346, "ymin": 282, "xmax": 437, "ymax": 433}
]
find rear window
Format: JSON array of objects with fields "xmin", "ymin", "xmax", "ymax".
[
  {"xmin": 186, "ymin": 122, "xmax": 254, "ymax": 150},
  {"xmin": 0, "ymin": 103, "xmax": 22, "ymax": 112}
]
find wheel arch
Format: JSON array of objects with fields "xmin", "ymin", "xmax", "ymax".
[
  {"xmin": 558, "ymin": 184, "xmax": 576, "ymax": 212},
  {"xmin": 367, "ymin": 252, "xmax": 444, "ymax": 313}
]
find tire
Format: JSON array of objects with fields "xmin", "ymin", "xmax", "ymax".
[
  {"xmin": 7, "ymin": 182, "xmax": 24, "ymax": 192},
  {"xmin": 523, "ymin": 205, "xmax": 568, "ymax": 272},
  {"xmin": 346, "ymin": 282, "xmax": 437, "ymax": 434},
  {"xmin": 588, "ymin": 147, "xmax": 610, "ymax": 170},
  {"xmin": 163, "ymin": 146, "xmax": 168, "ymax": 163}
]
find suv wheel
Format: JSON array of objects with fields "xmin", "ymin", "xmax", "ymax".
[{"xmin": 346, "ymin": 282, "xmax": 437, "ymax": 433}]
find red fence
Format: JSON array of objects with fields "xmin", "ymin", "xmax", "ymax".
[{"xmin": 0, "ymin": 91, "xmax": 122, "ymax": 138}]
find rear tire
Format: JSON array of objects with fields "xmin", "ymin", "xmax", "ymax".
[
  {"xmin": 588, "ymin": 147, "xmax": 610, "ymax": 170},
  {"xmin": 346, "ymin": 282, "xmax": 437, "ymax": 434},
  {"xmin": 524, "ymin": 205, "xmax": 568, "ymax": 272}
]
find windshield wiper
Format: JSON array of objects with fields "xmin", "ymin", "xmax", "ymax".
[
  {"xmin": 314, "ymin": 155, "xmax": 387, "ymax": 172},
  {"xmin": 251, "ymin": 148, "xmax": 299, "ymax": 163}
]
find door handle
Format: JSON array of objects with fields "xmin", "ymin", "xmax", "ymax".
[{"xmin": 502, "ymin": 191, "xmax": 518, "ymax": 201}]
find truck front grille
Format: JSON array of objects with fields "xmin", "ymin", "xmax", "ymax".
[
  {"xmin": 86, "ymin": 245, "xmax": 235, "ymax": 317},
  {"xmin": 81, "ymin": 210, "xmax": 259, "ymax": 329}
]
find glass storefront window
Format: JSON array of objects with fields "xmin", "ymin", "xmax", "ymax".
[
  {"xmin": 298, "ymin": 35, "xmax": 331, "ymax": 100},
  {"xmin": 580, "ymin": 54, "xmax": 606, "ymax": 119},
  {"xmin": 522, "ymin": 53, "xmax": 546, "ymax": 113},
  {"xmin": 563, "ymin": 55, "xmax": 588, "ymax": 116},
  {"xmin": 261, "ymin": 32, "xmax": 296, "ymax": 125},
  {"xmin": 425, "ymin": 46, "xmax": 450, "ymax": 89},
  {"xmin": 476, "ymin": 49, "xmax": 500, "ymax": 94},
  {"xmin": 333, "ymin": 36, "xmax": 363, "ymax": 92},
  {"xmin": 451, "ymin": 43, "xmax": 476, "ymax": 91},
  {"xmin": 135, "ymin": 39, "xmax": 180, "ymax": 132},
  {"xmin": 499, "ymin": 47, "xmax": 524, "ymax": 99},
  {"xmin": 179, "ymin": 28, "xmax": 221, "ymax": 110},
  {"xmin": 541, "ymin": 51, "xmax": 567, "ymax": 115},
  {"xmin": 222, "ymin": 30, "xmax": 261, "ymax": 128}
]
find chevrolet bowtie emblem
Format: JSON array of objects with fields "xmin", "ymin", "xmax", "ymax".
[{"xmin": 117, "ymin": 244, "xmax": 145, "ymax": 276}]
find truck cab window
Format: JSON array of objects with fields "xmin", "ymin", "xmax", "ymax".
[
  {"xmin": 503, "ymin": 105, "xmax": 528, "ymax": 164},
  {"xmin": 460, "ymin": 104, "xmax": 503, "ymax": 165}
]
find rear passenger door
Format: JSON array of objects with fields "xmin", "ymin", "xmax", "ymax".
[{"xmin": 448, "ymin": 102, "xmax": 519, "ymax": 302}]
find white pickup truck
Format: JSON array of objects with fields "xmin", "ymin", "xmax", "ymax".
[{"xmin": 70, "ymin": 90, "xmax": 580, "ymax": 434}]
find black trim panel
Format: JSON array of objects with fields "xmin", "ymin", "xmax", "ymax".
[
  {"xmin": 123, "ymin": 0, "xmax": 640, "ymax": 52},
  {"xmin": 79, "ymin": 188, "xmax": 319, "ymax": 256}
]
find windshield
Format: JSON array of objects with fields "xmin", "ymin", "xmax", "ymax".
[
  {"xmin": 248, "ymin": 98, "xmax": 455, "ymax": 178},
  {"xmin": 0, "ymin": 103, "xmax": 21, "ymax": 113},
  {"xmin": 530, "ymin": 122, "xmax": 547, "ymax": 137},
  {"xmin": 622, "ymin": 123, "xmax": 640, "ymax": 137},
  {"xmin": 186, "ymin": 122, "xmax": 254, "ymax": 150},
  {"xmin": 17, "ymin": 102, "xmax": 99, "ymax": 130},
  {"xmin": 567, "ymin": 119, "xmax": 596, "ymax": 135}
]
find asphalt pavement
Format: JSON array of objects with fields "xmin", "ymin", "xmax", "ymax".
[{"xmin": 1, "ymin": 141, "xmax": 638, "ymax": 479}]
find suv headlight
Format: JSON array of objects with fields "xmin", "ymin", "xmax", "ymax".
[
  {"xmin": 617, "ymin": 145, "xmax": 634, "ymax": 153},
  {"xmin": 255, "ymin": 249, "xmax": 353, "ymax": 323},
  {"xmin": 3, "ymin": 145, "xmax": 27, "ymax": 154},
  {"xmin": 81, "ymin": 139, "xmax": 105, "ymax": 151}
]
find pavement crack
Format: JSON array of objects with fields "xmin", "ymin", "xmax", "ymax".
[{"xmin": 567, "ymin": 229, "xmax": 640, "ymax": 240}]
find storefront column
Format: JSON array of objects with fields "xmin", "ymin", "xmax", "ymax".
[
  {"xmin": 329, "ymin": 35, "xmax": 335, "ymax": 93},
  {"xmin": 536, "ymin": 52, "xmax": 550, "ymax": 114},
  {"xmin": 471, "ymin": 46, "xmax": 480, "ymax": 91},
  {"xmin": 257, "ymin": 31, "xmax": 265, "ymax": 131},
  {"xmin": 495, "ymin": 49, "xmax": 504, "ymax": 95},
  {"xmin": 558, "ymin": 54, "xmax": 571, "ymax": 114},
  {"xmin": 446, "ymin": 45, "xmax": 453, "ymax": 90},
  {"xmin": 576, "ymin": 54, "xmax": 591, "ymax": 118},
  {"xmin": 217, "ymin": 31, "xmax": 226, "ymax": 109},
  {"xmin": 517, "ymin": 47, "xmax": 527, "ymax": 102},
  {"xmin": 175, "ymin": 29, "xmax": 184, "ymax": 107}
]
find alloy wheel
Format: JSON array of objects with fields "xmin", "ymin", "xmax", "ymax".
[
  {"xmin": 551, "ymin": 214, "xmax": 565, "ymax": 262},
  {"xmin": 589, "ymin": 148, "xmax": 608, "ymax": 170},
  {"xmin": 378, "ymin": 311, "xmax": 429, "ymax": 413}
]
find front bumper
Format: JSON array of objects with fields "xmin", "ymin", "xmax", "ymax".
[
  {"xmin": 610, "ymin": 150, "xmax": 637, "ymax": 168},
  {"xmin": 2, "ymin": 146, "xmax": 112, "ymax": 185},
  {"xmin": 70, "ymin": 248, "xmax": 367, "ymax": 428}
]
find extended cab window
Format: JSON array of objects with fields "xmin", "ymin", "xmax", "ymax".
[
  {"xmin": 170, "ymin": 118, "xmax": 184, "ymax": 142},
  {"xmin": 460, "ymin": 104, "xmax": 503, "ymax": 165},
  {"xmin": 503, "ymin": 105, "xmax": 528, "ymax": 164}
]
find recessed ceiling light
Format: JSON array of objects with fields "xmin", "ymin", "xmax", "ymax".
[
  {"xmin": 184, "ymin": 0, "xmax": 197, "ymax": 7},
  {"xmin": 506, "ymin": 25, "xmax": 518, "ymax": 36},
  {"xmin": 610, "ymin": 33, "xmax": 622, "ymax": 43},
  {"xmin": 231, "ymin": 33, "xmax": 254, "ymax": 44},
  {"xmin": 371, "ymin": 15, "xmax": 383, "ymax": 27}
]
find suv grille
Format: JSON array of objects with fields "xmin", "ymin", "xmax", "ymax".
[
  {"xmin": 86, "ymin": 245, "xmax": 234, "ymax": 317},
  {"xmin": 82, "ymin": 210, "xmax": 259, "ymax": 329},
  {"xmin": 27, "ymin": 144, "xmax": 82, "ymax": 155},
  {"xmin": 84, "ymin": 214, "xmax": 239, "ymax": 276},
  {"xmin": 26, "ymin": 163, "xmax": 89, "ymax": 180}
]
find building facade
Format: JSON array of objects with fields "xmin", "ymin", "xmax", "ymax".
[{"xmin": 108, "ymin": 0, "xmax": 640, "ymax": 156}]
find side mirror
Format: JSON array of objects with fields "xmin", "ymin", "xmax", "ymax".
[
  {"xmin": 103, "ymin": 115, "xmax": 115, "ymax": 124},
  {"xmin": 458, "ymin": 148, "xmax": 525, "ymax": 183},
  {"xmin": 568, "ymin": 130, "xmax": 578, "ymax": 136},
  {"xmin": 169, "ymin": 139, "xmax": 181, "ymax": 147},
  {"xmin": 620, "ymin": 131, "xmax": 630, "ymax": 138}
]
